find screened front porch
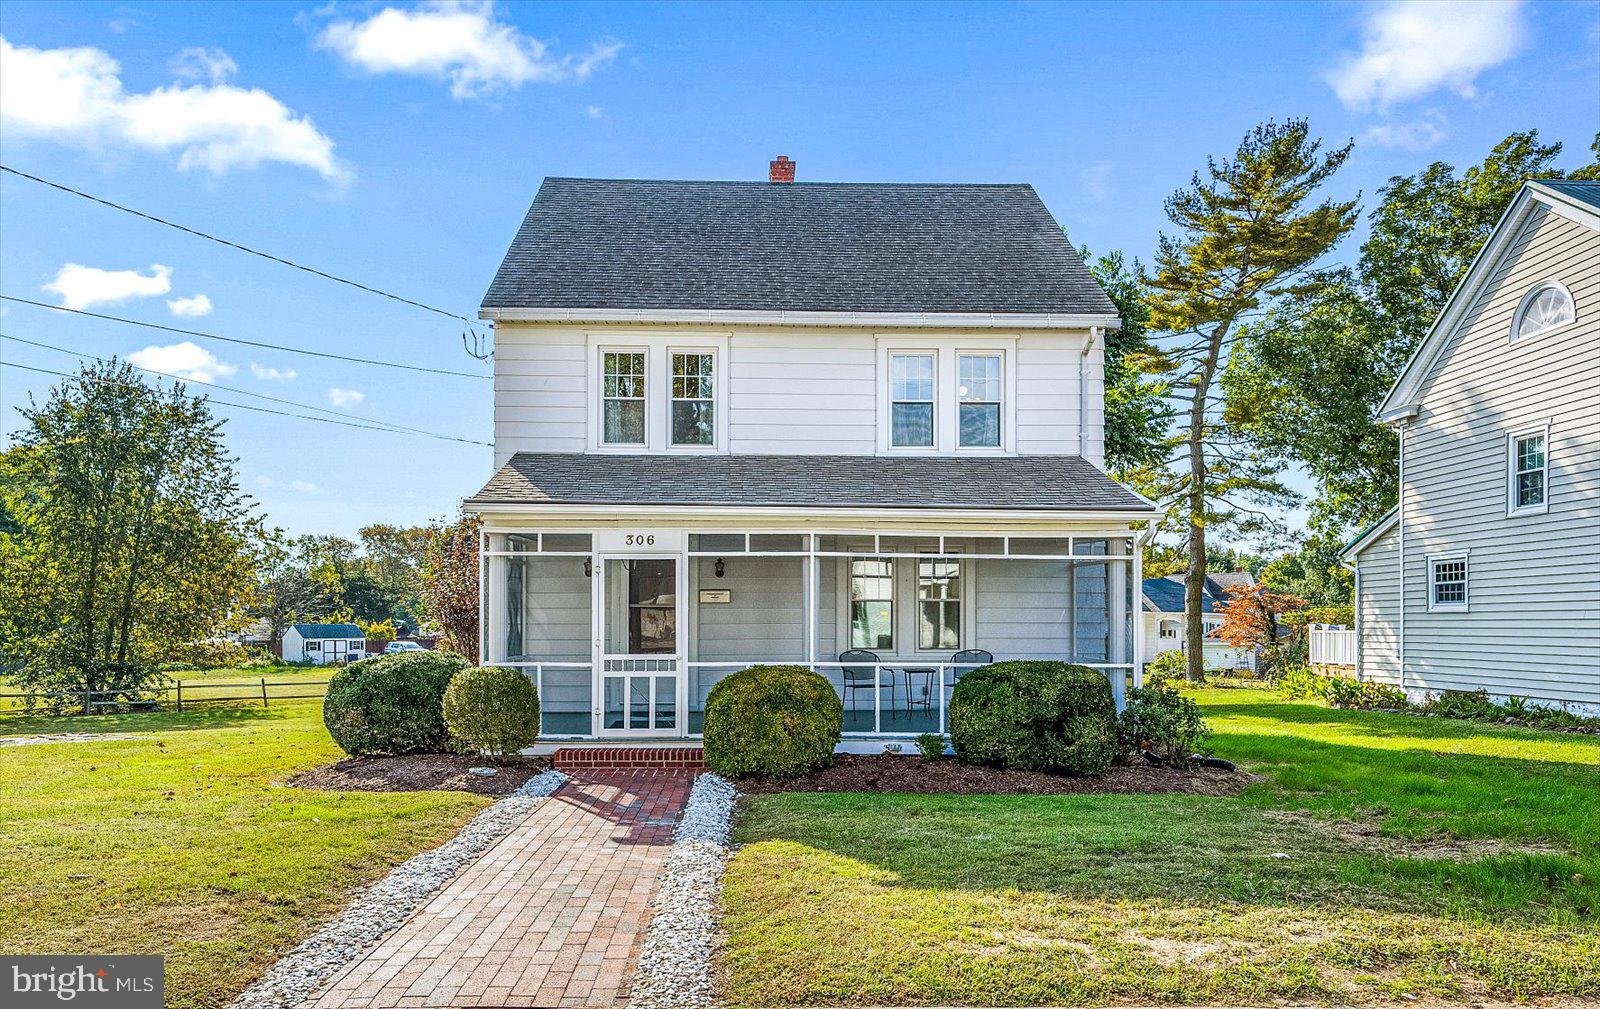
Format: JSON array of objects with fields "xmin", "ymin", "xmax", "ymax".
[{"xmin": 480, "ymin": 528, "xmax": 1141, "ymax": 741}]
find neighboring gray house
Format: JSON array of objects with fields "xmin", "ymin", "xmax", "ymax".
[
  {"xmin": 1341, "ymin": 179, "xmax": 1600, "ymax": 714},
  {"xmin": 1141, "ymin": 573, "xmax": 1257, "ymax": 672},
  {"xmin": 464, "ymin": 159, "xmax": 1159, "ymax": 746}
]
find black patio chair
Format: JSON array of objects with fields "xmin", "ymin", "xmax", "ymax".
[
  {"xmin": 837, "ymin": 649, "xmax": 885, "ymax": 716},
  {"xmin": 949, "ymin": 648, "xmax": 994, "ymax": 679}
]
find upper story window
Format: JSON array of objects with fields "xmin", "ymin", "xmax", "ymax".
[
  {"xmin": 671, "ymin": 353, "xmax": 714, "ymax": 446},
  {"xmin": 602, "ymin": 351, "xmax": 646, "ymax": 445},
  {"xmin": 1511, "ymin": 281, "xmax": 1575, "ymax": 343},
  {"xmin": 1508, "ymin": 425, "xmax": 1548, "ymax": 516},
  {"xmin": 958, "ymin": 353, "xmax": 1002, "ymax": 448},
  {"xmin": 1428, "ymin": 554, "xmax": 1469, "ymax": 612},
  {"xmin": 889, "ymin": 353, "xmax": 935, "ymax": 448}
]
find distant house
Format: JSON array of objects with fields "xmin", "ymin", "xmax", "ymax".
[
  {"xmin": 282, "ymin": 623, "xmax": 366, "ymax": 664},
  {"xmin": 1141, "ymin": 573, "xmax": 1258, "ymax": 672},
  {"xmin": 1341, "ymin": 180, "xmax": 1600, "ymax": 714}
]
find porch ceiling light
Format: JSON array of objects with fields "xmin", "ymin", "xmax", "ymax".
[{"xmin": 714, "ymin": 558, "xmax": 725, "ymax": 578}]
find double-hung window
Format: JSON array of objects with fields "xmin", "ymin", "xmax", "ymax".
[
  {"xmin": 1508, "ymin": 426, "xmax": 1548, "ymax": 515},
  {"xmin": 671, "ymin": 353, "xmax": 714, "ymax": 446},
  {"xmin": 849, "ymin": 560, "xmax": 895, "ymax": 649},
  {"xmin": 957, "ymin": 353, "xmax": 1002, "ymax": 448},
  {"xmin": 602, "ymin": 352, "xmax": 646, "ymax": 445},
  {"xmin": 917, "ymin": 560, "xmax": 961, "ymax": 649},
  {"xmin": 1429, "ymin": 555, "xmax": 1469, "ymax": 612},
  {"xmin": 889, "ymin": 353, "xmax": 935, "ymax": 448}
]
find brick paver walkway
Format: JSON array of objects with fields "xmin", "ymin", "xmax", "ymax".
[{"xmin": 308, "ymin": 770, "xmax": 693, "ymax": 1009}]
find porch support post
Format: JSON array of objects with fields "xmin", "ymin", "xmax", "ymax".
[
  {"xmin": 1132, "ymin": 526, "xmax": 1146, "ymax": 689},
  {"xmin": 806, "ymin": 537, "xmax": 818, "ymax": 668},
  {"xmin": 477, "ymin": 528, "xmax": 488, "ymax": 664},
  {"xmin": 1109, "ymin": 548, "xmax": 1129, "ymax": 707}
]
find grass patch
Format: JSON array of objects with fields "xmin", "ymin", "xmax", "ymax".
[
  {"xmin": 0, "ymin": 700, "xmax": 486, "ymax": 1009},
  {"xmin": 719, "ymin": 688, "xmax": 1600, "ymax": 1006}
]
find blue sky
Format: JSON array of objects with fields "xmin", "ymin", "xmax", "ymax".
[{"xmin": 2, "ymin": 0, "xmax": 1596, "ymax": 540}]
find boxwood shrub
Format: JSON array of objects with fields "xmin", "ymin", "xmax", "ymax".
[
  {"xmin": 947, "ymin": 660, "xmax": 1117, "ymax": 776},
  {"xmin": 323, "ymin": 650, "xmax": 468, "ymax": 755},
  {"xmin": 443, "ymin": 665, "xmax": 541, "ymax": 760},
  {"xmin": 701, "ymin": 664, "xmax": 842, "ymax": 779}
]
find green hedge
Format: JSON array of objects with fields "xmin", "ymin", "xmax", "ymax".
[
  {"xmin": 701, "ymin": 664, "xmax": 842, "ymax": 779},
  {"xmin": 443, "ymin": 666, "xmax": 541, "ymax": 760},
  {"xmin": 947, "ymin": 660, "xmax": 1117, "ymax": 776},
  {"xmin": 323, "ymin": 650, "xmax": 468, "ymax": 755}
]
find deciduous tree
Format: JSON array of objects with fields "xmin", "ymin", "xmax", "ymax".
[{"xmin": 419, "ymin": 512, "xmax": 480, "ymax": 664}]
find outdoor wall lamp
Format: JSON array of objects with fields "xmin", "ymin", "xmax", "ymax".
[
  {"xmin": 583, "ymin": 558, "xmax": 592, "ymax": 578},
  {"xmin": 714, "ymin": 558, "xmax": 725, "ymax": 578}
]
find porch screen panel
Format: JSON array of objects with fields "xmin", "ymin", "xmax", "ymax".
[
  {"xmin": 690, "ymin": 555, "xmax": 806, "ymax": 732},
  {"xmin": 1071, "ymin": 559, "xmax": 1111, "ymax": 662},
  {"xmin": 518, "ymin": 556, "xmax": 594, "ymax": 737},
  {"xmin": 971, "ymin": 559, "xmax": 1069, "ymax": 659}
]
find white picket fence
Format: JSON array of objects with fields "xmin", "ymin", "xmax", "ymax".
[{"xmin": 1308, "ymin": 624, "xmax": 1357, "ymax": 668}]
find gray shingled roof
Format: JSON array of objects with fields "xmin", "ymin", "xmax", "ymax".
[
  {"xmin": 1142, "ymin": 576, "xmax": 1217, "ymax": 614},
  {"xmin": 1538, "ymin": 179, "xmax": 1600, "ymax": 212},
  {"xmin": 481, "ymin": 178, "xmax": 1118, "ymax": 316},
  {"xmin": 468, "ymin": 453, "xmax": 1151, "ymax": 512}
]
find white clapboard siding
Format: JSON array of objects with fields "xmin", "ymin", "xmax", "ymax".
[
  {"xmin": 1354, "ymin": 522, "xmax": 1402, "ymax": 685},
  {"xmin": 490, "ymin": 324, "xmax": 1103, "ymax": 465},
  {"xmin": 1395, "ymin": 204, "xmax": 1600, "ymax": 707}
]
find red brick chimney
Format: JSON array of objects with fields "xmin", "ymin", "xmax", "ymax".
[{"xmin": 769, "ymin": 156, "xmax": 796, "ymax": 184}]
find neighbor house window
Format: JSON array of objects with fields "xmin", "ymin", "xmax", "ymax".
[
  {"xmin": 1511, "ymin": 281, "xmax": 1575, "ymax": 343},
  {"xmin": 849, "ymin": 560, "xmax": 895, "ymax": 649},
  {"xmin": 1159, "ymin": 619, "xmax": 1180, "ymax": 640},
  {"xmin": 602, "ymin": 351, "xmax": 646, "ymax": 445},
  {"xmin": 889, "ymin": 353, "xmax": 935, "ymax": 448},
  {"xmin": 1429, "ymin": 555, "xmax": 1469, "ymax": 612},
  {"xmin": 957, "ymin": 353, "xmax": 1002, "ymax": 448},
  {"xmin": 670, "ymin": 352, "xmax": 714, "ymax": 446},
  {"xmin": 917, "ymin": 560, "xmax": 961, "ymax": 650},
  {"xmin": 1508, "ymin": 426, "xmax": 1548, "ymax": 515}
]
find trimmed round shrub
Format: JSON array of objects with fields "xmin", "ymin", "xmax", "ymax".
[
  {"xmin": 702, "ymin": 664, "xmax": 842, "ymax": 779},
  {"xmin": 323, "ymin": 650, "xmax": 468, "ymax": 756},
  {"xmin": 443, "ymin": 665, "xmax": 541, "ymax": 760},
  {"xmin": 947, "ymin": 660, "xmax": 1117, "ymax": 776}
]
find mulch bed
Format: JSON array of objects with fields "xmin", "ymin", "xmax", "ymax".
[
  {"xmin": 734, "ymin": 753, "xmax": 1257, "ymax": 796},
  {"xmin": 288, "ymin": 753, "xmax": 553, "ymax": 796}
]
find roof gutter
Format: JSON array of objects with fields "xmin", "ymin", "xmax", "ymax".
[
  {"xmin": 461, "ymin": 501, "xmax": 1161, "ymax": 522},
  {"xmin": 480, "ymin": 307, "xmax": 1123, "ymax": 330}
]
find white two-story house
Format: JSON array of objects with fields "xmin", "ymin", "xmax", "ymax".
[
  {"xmin": 1340, "ymin": 179, "xmax": 1600, "ymax": 714},
  {"xmin": 465, "ymin": 158, "xmax": 1157, "ymax": 744}
]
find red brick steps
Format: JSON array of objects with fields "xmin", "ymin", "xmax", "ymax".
[{"xmin": 553, "ymin": 745, "xmax": 706, "ymax": 771}]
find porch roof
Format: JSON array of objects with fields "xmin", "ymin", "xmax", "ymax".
[{"xmin": 467, "ymin": 452, "xmax": 1153, "ymax": 514}]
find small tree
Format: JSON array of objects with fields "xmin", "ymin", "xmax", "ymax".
[
  {"xmin": 419, "ymin": 512, "xmax": 480, "ymax": 664},
  {"xmin": 357, "ymin": 618, "xmax": 397, "ymax": 650},
  {"xmin": 1216, "ymin": 583, "xmax": 1305, "ymax": 674}
]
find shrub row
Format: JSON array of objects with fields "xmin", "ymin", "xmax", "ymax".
[
  {"xmin": 1277, "ymin": 667, "xmax": 1600, "ymax": 732},
  {"xmin": 323, "ymin": 652, "xmax": 542, "ymax": 758}
]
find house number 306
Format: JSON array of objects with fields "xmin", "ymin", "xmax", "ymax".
[{"xmin": 624, "ymin": 534, "xmax": 656, "ymax": 546}]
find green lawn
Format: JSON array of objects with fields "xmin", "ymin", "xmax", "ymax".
[
  {"xmin": 0, "ymin": 700, "xmax": 487, "ymax": 1009},
  {"xmin": 719, "ymin": 688, "xmax": 1600, "ymax": 1006}
]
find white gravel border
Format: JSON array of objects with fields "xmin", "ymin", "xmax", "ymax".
[
  {"xmin": 231, "ymin": 769, "xmax": 568, "ymax": 1009},
  {"xmin": 629, "ymin": 773, "xmax": 740, "ymax": 1009}
]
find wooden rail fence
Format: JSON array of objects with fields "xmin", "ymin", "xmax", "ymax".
[{"xmin": 0, "ymin": 678, "xmax": 332, "ymax": 716}]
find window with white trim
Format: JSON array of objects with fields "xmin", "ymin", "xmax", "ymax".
[
  {"xmin": 888, "ymin": 353, "xmax": 935, "ymax": 448},
  {"xmin": 1511, "ymin": 282, "xmax": 1575, "ymax": 343},
  {"xmin": 670, "ymin": 352, "xmax": 714, "ymax": 446},
  {"xmin": 957, "ymin": 353, "xmax": 1002, "ymax": 448},
  {"xmin": 1429, "ymin": 555, "xmax": 1469, "ymax": 611},
  {"xmin": 917, "ymin": 560, "xmax": 961, "ymax": 649},
  {"xmin": 601, "ymin": 351, "xmax": 646, "ymax": 445},
  {"xmin": 1159, "ymin": 618, "xmax": 1180, "ymax": 640},
  {"xmin": 849, "ymin": 560, "xmax": 895, "ymax": 649},
  {"xmin": 1508, "ymin": 427, "xmax": 1548, "ymax": 515}
]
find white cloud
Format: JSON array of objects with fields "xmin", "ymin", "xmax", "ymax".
[
  {"xmin": 0, "ymin": 36, "xmax": 349, "ymax": 181},
  {"xmin": 1078, "ymin": 161, "xmax": 1115, "ymax": 204},
  {"xmin": 127, "ymin": 341, "xmax": 236, "ymax": 382},
  {"xmin": 290, "ymin": 480, "xmax": 321, "ymax": 494},
  {"xmin": 316, "ymin": 2, "xmax": 621, "ymax": 100},
  {"xmin": 167, "ymin": 293, "xmax": 213, "ymax": 317},
  {"xmin": 584, "ymin": 104, "xmax": 604, "ymax": 119},
  {"xmin": 169, "ymin": 46, "xmax": 237, "ymax": 84},
  {"xmin": 255, "ymin": 475, "xmax": 277, "ymax": 488},
  {"xmin": 43, "ymin": 263, "xmax": 171, "ymax": 310},
  {"xmin": 250, "ymin": 363, "xmax": 298, "ymax": 381},
  {"xmin": 1326, "ymin": 1, "xmax": 1528, "ymax": 111},
  {"xmin": 326, "ymin": 387, "xmax": 365, "ymax": 407},
  {"xmin": 1361, "ymin": 117, "xmax": 1447, "ymax": 152}
]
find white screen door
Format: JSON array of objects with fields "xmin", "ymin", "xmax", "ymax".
[{"xmin": 596, "ymin": 557, "xmax": 681, "ymax": 735}]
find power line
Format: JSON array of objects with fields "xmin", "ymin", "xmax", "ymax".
[
  {"xmin": 1, "ymin": 360, "xmax": 490, "ymax": 447},
  {"xmin": 0, "ymin": 296, "xmax": 490, "ymax": 380},
  {"xmin": 1, "ymin": 163, "xmax": 482, "ymax": 328},
  {"xmin": 1, "ymin": 332, "xmax": 484, "ymax": 444}
]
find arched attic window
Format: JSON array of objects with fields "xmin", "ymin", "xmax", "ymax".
[{"xmin": 1511, "ymin": 281, "xmax": 1575, "ymax": 343}]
